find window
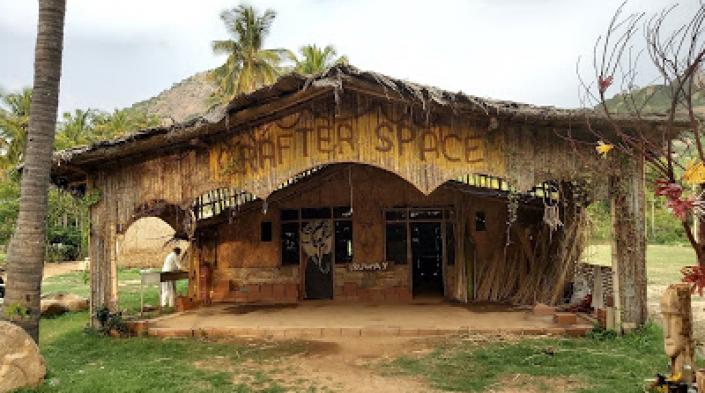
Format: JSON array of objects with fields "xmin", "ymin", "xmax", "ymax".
[
  {"xmin": 409, "ymin": 209, "xmax": 443, "ymax": 220},
  {"xmin": 475, "ymin": 211, "xmax": 487, "ymax": 231},
  {"xmin": 335, "ymin": 220, "xmax": 353, "ymax": 263},
  {"xmin": 281, "ymin": 222, "xmax": 300, "ymax": 265},
  {"xmin": 260, "ymin": 221, "xmax": 272, "ymax": 242},
  {"xmin": 385, "ymin": 223, "xmax": 407, "ymax": 264},
  {"xmin": 281, "ymin": 209, "xmax": 299, "ymax": 221},
  {"xmin": 333, "ymin": 206, "xmax": 353, "ymax": 263},
  {"xmin": 301, "ymin": 207, "xmax": 331, "ymax": 219},
  {"xmin": 279, "ymin": 207, "xmax": 353, "ymax": 265},
  {"xmin": 333, "ymin": 206, "xmax": 353, "ymax": 219},
  {"xmin": 385, "ymin": 210, "xmax": 407, "ymax": 221}
]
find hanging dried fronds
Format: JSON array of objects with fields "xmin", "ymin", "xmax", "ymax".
[
  {"xmin": 543, "ymin": 204, "xmax": 563, "ymax": 234},
  {"xmin": 505, "ymin": 191, "xmax": 520, "ymax": 247},
  {"xmin": 475, "ymin": 202, "xmax": 588, "ymax": 306}
]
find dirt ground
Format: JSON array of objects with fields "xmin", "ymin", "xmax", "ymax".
[
  {"xmin": 196, "ymin": 336, "xmax": 579, "ymax": 393},
  {"xmin": 230, "ymin": 337, "xmax": 438, "ymax": 393}
]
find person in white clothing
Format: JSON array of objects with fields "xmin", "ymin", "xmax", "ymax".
[{"xmin": 160, "ymin": 247, "xmax": 182, "ymax": 308}]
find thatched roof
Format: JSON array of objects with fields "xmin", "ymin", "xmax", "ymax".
[{"xmin": 51, "ymin": 64, "xmax": 684, "ymax": 182}]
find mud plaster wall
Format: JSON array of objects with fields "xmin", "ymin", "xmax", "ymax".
[{"xmin": 198, "ymin": 165, "xmax": 512, "ymax": 302}]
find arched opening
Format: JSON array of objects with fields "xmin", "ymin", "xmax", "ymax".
[
  {"xmin": 130, "ymin": 199, "xmax": 192, "ymax": 239},
  {"xmin": 114, "ymin": 201, "xmax": 192, "ymax": 313}
]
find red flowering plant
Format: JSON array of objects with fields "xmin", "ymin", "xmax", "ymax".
[
  {"xmin": 655, "ymin": 179, "xmax": 705, "ymax": 294},
  {"xmin": 682, "ymin": 265, "xmax": 705, "ymax": 296},
  {"xmin": 598, "ymin": 75, "xmax": 614, "ymax": 94},
  {"xmin": 655, "ymin": 180, "xmax": 705, "ymax": 222}
]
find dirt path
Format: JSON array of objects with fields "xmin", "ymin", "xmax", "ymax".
[
  {"xmin": 1, "ymin": 261, "xmax": 84, "ymax": 283},
  {"xmin": 199, "ymin": 336, "xmax": 582, "ymax": 393},
  {"xmin": 196, "ymin": 337, "xmax": 442, "ymax": 393},
  {"xmin": 268, "ymin": 337, "xmax": 441, "ymax": 393},
  {"xmin": 43, "ymin": 261, "xmax": 84, "ymax": 278}
]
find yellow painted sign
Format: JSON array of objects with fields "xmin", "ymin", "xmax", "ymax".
[{"xmin": 209, "ymin": 106, "xmax": 500, "ymax": 198}]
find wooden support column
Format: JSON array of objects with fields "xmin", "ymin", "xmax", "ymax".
[
  {"xmin": 609, "ymin": 155, "xmax": 648, "ymax": 329},
  {"xmin": 88, "ymin": 175, "xmax": 119, "ymax": 326},
  {"xmin": 453, "ymin": 194, "xmax": 468, "ymax": 303}
]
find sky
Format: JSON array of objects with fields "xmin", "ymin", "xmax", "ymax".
[{"xmin": 0, "ymin": 0, "xmax": 700, "ymax": 115}]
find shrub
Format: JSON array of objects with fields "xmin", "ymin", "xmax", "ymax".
[{"xmin": 95, "ymin": 306, "xmax": 130, "ymax": 337}]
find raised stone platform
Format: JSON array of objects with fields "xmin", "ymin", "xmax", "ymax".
[{"xmin": 137, "ymin": 302, "xmax": 594, "ymax": 339}]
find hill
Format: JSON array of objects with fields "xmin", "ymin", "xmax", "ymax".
[
  {"xmin": 604, "ymin": 73, "xmax": 705, "ymax": 115},
  {"xmin": 129, "ymin": 70, "xmax": 217, "ymax": 125}
]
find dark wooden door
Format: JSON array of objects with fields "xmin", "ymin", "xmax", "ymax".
[
  {"xmin": 301, "ymin": 220, "xmax": 333, "ymax": 299},
  {"xmin": 411, "ymin": 222, "xmax": 444, "ymax": 296}
]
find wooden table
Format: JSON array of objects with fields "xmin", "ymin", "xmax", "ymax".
[{"xmin": 140, "ymin": 270, "xmax": 189, "ymax": 316}]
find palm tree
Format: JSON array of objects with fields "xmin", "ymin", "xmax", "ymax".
[
  {"xmin": 209, "ymin": 4, "xmax": 291, "ymax": 101},
  {"xmin": 0, "ymin": 88, "xmax": 32, "ymax": 168},
  {"xmin": 92, "ymin": 108, "xmax": 158, "ymax": 141},
  {"xmin": 55, "ymin": 109, "xmax": 95, "ymax": 149},
  {"xmin": 293, "ymin": 44, "xmax": 348, "ymax": 75},
  {"xmin": 93, "ymin": 109, "xmax": 130, "ymax": 140},
  {"xmin": 5, "ymin": 0, "xmax": 66, "ymax": 342}
]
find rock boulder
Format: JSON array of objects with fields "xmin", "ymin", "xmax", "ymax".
[{"xmin": 0, "ymin": 321, "xmax": 46, "ymax": 392}]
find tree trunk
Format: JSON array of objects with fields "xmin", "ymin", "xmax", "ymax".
[
  {"xmin": 4, "ymin": 0, "xmax": 66, "ymax": 343},
  {"xmin": 609, "ymin": 155, "xmax": 648, "ymax": 329},
  {"xmin": 698, "ymin": 185, "xmax": 705, "ymax": 266}
]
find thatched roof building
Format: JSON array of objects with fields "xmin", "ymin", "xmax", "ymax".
[{"xmin": 51, "ymin": 65, "xmax": 680, "ymax": 330}]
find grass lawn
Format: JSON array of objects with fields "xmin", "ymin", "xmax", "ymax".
[
  {"xmin": 19, "ymin": 312, "xmax": 311, "ymax": 393},
  {"xmin": 30, "ymin": 269, "xmax": 299, "ymax": 392},
  {"xmin": 584, "ymin": 244, "xmax": 696, "ymax": 287},
  {"xmin": 41, "ymin": 268, "xmax": 188, "ymax": 314},
  {"xmin": 386, "ymin": 326, "xmax": 666, "ymax": 393},
  {"xmin": 380, "ymin": 244, "xmax": 697, "ymax": 392}
]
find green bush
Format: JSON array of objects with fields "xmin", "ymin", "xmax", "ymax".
[
  {"xmin": 46, "ymin": 223, "xmax": 82, "ymax": 262},
  {"xmin": 0, "ymin": 176, "xmax": 89, "ymax": 262},
  {"xmin": 587, "ymin": 201, "xmax": 611, "ymax": 243},
  {"xmin": 0, "ymin": 177, "xmax": 19, "ymax": 245}
]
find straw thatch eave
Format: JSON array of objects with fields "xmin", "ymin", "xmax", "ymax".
[{"xmin": 50, "ymin": 64, "xmax": 688, "ymax": 185}]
